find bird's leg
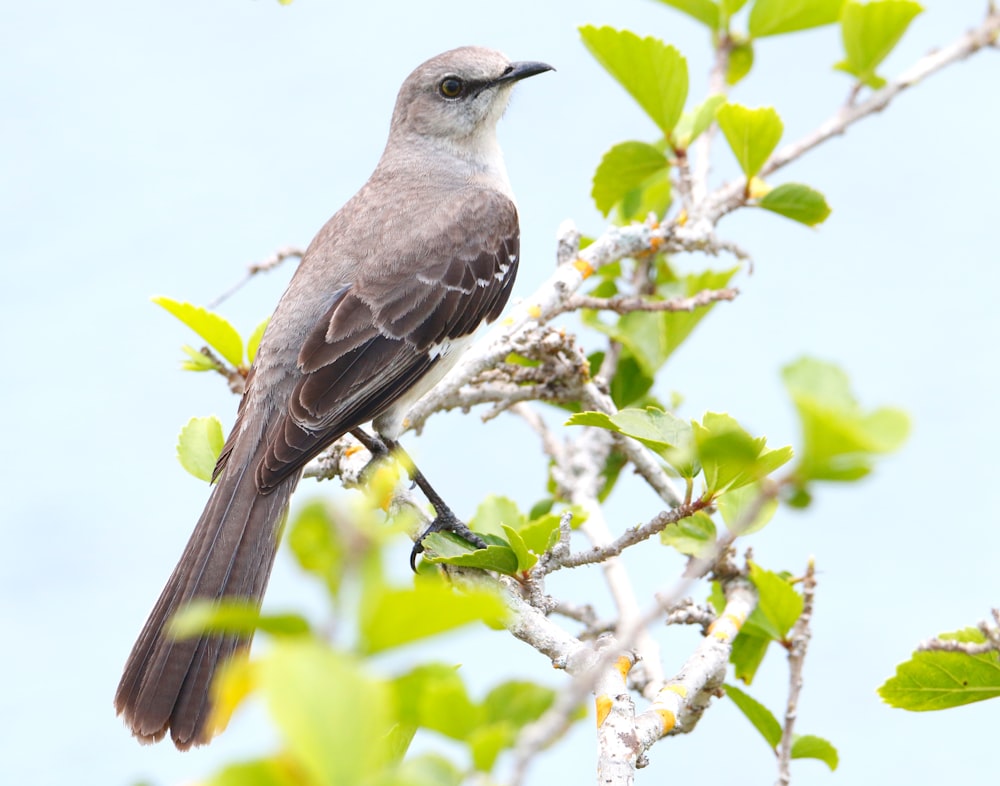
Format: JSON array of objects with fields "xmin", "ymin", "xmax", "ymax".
[{"xmin": 349, "ymin": 429, "xmax": 488, "ymax": 569}]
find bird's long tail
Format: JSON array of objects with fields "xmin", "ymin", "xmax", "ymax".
[{"xmin": 114, "ymin": 453, "xmax": 297, "ymax": 749}]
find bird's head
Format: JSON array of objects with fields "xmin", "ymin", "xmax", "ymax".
[{"xmin": 389, "ymin": 47, "xmax": 553, "ymax": 143}]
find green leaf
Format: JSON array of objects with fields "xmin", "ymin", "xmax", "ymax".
[
  {"xmin": 502, "ymin": 524, "xmax": 537, "ymax": 572},
  {"xmin": 468, "ymin": 724, "xmax": 512, "ymax": 772},
  {"xmin": 659, "ymin": 267, "xmax": 740, "ymax": 361},
  {"xmin": 258, "ymin": 640, "xmax": 394, "ymax": 786},
  {"xmin": 717, "ymin": 483, "xmax": 779, "ymax": 535},
  {"xmin": 359, "ymin": 580, "xmax": 508, "ymax": 654},
  {"xmin": 758, "ymin": 182, "xmax": 832, "ymax": 226},
  {"xmin": 176, "ymin": 415, "xmax": 224, "ymax": 482},
  {"xmin": 153, "ymin": 296, "xmax": 244, "ymax": 368},
  {"xmin": 168, "ymin": 599, "xmax": 310, "ymax": 639},
  {"xmin": 566, "ymin": 407, "xmax": 698, "ymax": 478},
  {"xmin": 482, "ymin": 680, "xmax": 558, "ymax": 727},
  {"xmin": 380, "ymin": 754, "xmax": 463, "ymax": 786},
  {"xmin": 749, "ymin": 0, "xmax": 845, "ymax": 37},
  {"xmin": 651, "ymin": 0, "xmax": 720, "ymax": 29},
  {"xmin": 782, "ymin": 357, "xmax": 910, "ymax": 484},
  {"xmin": 206, "ymin": 757, "xmax": 301, "ymax": 786},
  {"xmin": 879, "ymin": 629, "xmax": 1000, "ymax": 710},
  {"xmin": 836, "ymin": 0, "xmax": 923, "ymax": 89},
  {"xmin": 660, "ymin": 511, "xmax": 716, "ymax": 557},
  {"xmin": 716, "ymin": 103, "xmax": 783, "ymax": 178},
  {"xmin": 731, "ymin": 632, "xmax": 771, "ymax": 683},
  {"xmin": 745, "ymin": 563, "xmax": 803, "ymax": 641},
  {"xmin": 791, "ymin": 734, "xmax": 840, "ymax": 770},
  {"xmin": 247, "ymin": 317, "xmax": 270, "ymax": 364},
  {"xmin": 671, "ymin": 94, "xmax": 726, "ymax": 149},
  {"xmin": 724, "ymin": 683, "xmax": 782, "ymax": 746},
  {"xmin": 580, "ymin": 26, "xmax": 689, "ymax": 135},
  {"xmin": 693, "ymin": 412, "xmax": 794, "ymax": 496},
  {"xmin": 470, "ymin": 495, "xmax": 525, "ymax": 538},
  {"xmin": 422, "ymin": 532, "xmax": 520, "ymax": 575},
  {"xmin": 287, "ymin": 500, "xmax": 345, "ymax": 597},
  {"xmin": 609, "ymin": 350, "xmax": 656, "ymax": 408},
  {"xmin": 518, "ymin": 513, "xmax": 564, "ymax": 556},
  {"xmin": 726, "ymin": 39, "xmax": 755, "ymax": 85},
  {"xmin": 592, "ymin": 141, "xmax": 669, "ymax": 217},
  {"xmin": 180, "ymin": 344, "xmax": 221, "ymax": 372},
  {"xmin": 617, "ymin": 166, "xmax": 673, "ymax": 223}
]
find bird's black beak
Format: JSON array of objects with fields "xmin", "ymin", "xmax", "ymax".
[{"xmin": 494, "ymin": 60, "xmax": 555, "ymax": 86}]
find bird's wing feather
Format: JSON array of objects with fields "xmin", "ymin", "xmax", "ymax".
[{"xmin": 254, "ymin": 188, "xmax": 519, "ymax": 491}]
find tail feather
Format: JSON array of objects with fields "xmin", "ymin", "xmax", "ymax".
[{"xmin": 115, "ymin": 454, "xmax": 297, "ymax": 748}]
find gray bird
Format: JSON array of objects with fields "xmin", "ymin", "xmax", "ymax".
[{"xmin": 115, "ymin": 46, "xmax": 552, "ymax": 749}]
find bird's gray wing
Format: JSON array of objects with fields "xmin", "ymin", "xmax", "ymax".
[{"xmin": 253, "ymin": 189, "xmax": 520, "ymax": 491}]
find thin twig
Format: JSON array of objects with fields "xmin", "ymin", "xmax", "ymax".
[
  {"xmin": 207, "ymin": 246, "xmax": 304, "ymax": 308},
  {"xmin": 564, "ymin": 287, "xmax": 739, "ymax": 315},
  {"xmin": 776, "ymin": 558, "xmax": 817, "ymax": 786}
]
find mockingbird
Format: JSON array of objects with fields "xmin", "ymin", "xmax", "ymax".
[{"xmin": 115, "ymin": 46, "xmax": 552, "ymax": 749}]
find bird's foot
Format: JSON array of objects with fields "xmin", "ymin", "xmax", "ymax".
[{"xmin": 410, "ymin": 507, "xmax": 489, "ymax": 571}]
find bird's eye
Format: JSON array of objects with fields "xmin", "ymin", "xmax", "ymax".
[{"xmin": 438, "ymin": 77, "xmax": 465, "ymax": 98}]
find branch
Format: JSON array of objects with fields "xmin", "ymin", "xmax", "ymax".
[
  {"xmin": 701, "ymin": 9, "xmax": 1000, "ymax": 223},
  {"xmin": 918, "ymin": 607, "xmax": 1000, "ymax": 655},
  {"xmin": 543, "ymin": 498, "xmax": 710, "ymax": 571},
  {"xmin": 562, "ymin": 287, "xmax": 739, "ymax": 316},
  {"xmin": 207, "ymin": 246, "xmax": 304, "ymax": 308},
  {"xmin": 776, "ymin": 558, "xmax": 817, "ymax": 786}
]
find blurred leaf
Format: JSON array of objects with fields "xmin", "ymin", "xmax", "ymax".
[
  {"xmin": 176, "ymin": 415, "xmax": 224, "ymax": 482},
  {"xmin": 482, "ymin": 680, "xmax": 558, "ymax": 726},
  {"xmin": 180, "ymin": 344, "xmax": 221, "ymax": 372},
  {"xmin": 717, "ymin": 483, "xmax": 779, "ymax": 535},
  {"xmin": 782, "ymin": 357, "xmax": 910, "ymax": 484},
  {"xmin": 726, "ymin": 39, "xmax": 755, "ymax": 85},
  {"xmin": 609, "ymin": 350, "xmax": 656, "ymax": 408},
  {"xmin": 247, "ymin": 317, "xmax": 270, "ymax": 364},
  {"xmin": 378, "ymin": 754, "xmax": 463, "ymax": 786},
  {"xmin": 580, "ymin": 26, "xmax": 689, "ymax": 135},
  {"xmin": 749, "ymin": 0, "xmax": 844, "ymax": 37},
  {"xmin": 153, "ymin": 296, "xmax": 244, "ymax": 367},
  {"xmin": 660, "ymin": 511, "xmax": 716, "ymax": 556},
  {"xmin": 468, "ymin": 724, "xmax": 511, "ymax": 772},
  {"xmin": 287, "ymin": 500, "xmax": 345, "ymax": 597},
  {"xmin": 693, "ymin": 412, "xmax": 794, "ymax": 496},
  {"xmin": 879, "ymin": 628, "xmax": 1000, "ymax": 710},
  {"xmin": 731, "ymin": 630, "xmax": 771, "ymax": 683},
  {"xmin": 617, "ymin": 165, "xmax": 673, "ymax": 223},
  {"xmin": 672, "ymin": 94, "xmax": 726, "ymax": 149},
  {"xmin": 360, "ymin": 580, "xmax": 507, "ymax": 653},
  {"xmin": 758, "ymin": 182, "xmax": 832, "ymax": 226},
  {"xmin": 470, "ymin": 495, "xmax": 525, "ymax": 538},
  {"xmin": 724, "ymin": 683, "xmax": 781, "ymax": 746},
  {"xmin": 258, "ymin": 640, "xmax": 394, "ymax": 786},
  {"xmin": 651, "ymin": 0, "xmax": 720, "ymax": 29},
  {"xmin": 592, "ymin": 141, "xmax": 669, "ymax": 217},
  {"xmin": 836, "ymin": 0, "xmax": 923, "ymax": 88},
  {"xmin": 792, "ymin": 734, "xmax": 840, "ymax": 770},
  {"xmin": 660, "ymin": 267, "xmax": 740, "ymax": 361},
  {"xmin": 168, "ymin": 599, "xmax": 310, "ymax": 639},
  {"xmin": 206, "ymin": 756, "xmax": 301, "ymax": 786},
  {"xmin": 206, "ymin": 656, "xmax": 259, "ymax": 743},
  {"xmin": 716, "ymin": 103, "xmax": 783, "ymax": 178}
]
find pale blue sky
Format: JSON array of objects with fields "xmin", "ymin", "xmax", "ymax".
[{"xmin": 2, "ymin": 2, "xmax": 997, "ymax": 785}]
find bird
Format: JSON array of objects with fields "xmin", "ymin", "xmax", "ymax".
[{"xmin": 114, "ymin": 46, "xmax": 553, "ymax": 749}]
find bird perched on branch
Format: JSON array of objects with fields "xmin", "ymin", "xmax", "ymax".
[{"xmin": 115, "ymin": 46, "xmax": 552, "ymax": 749}]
